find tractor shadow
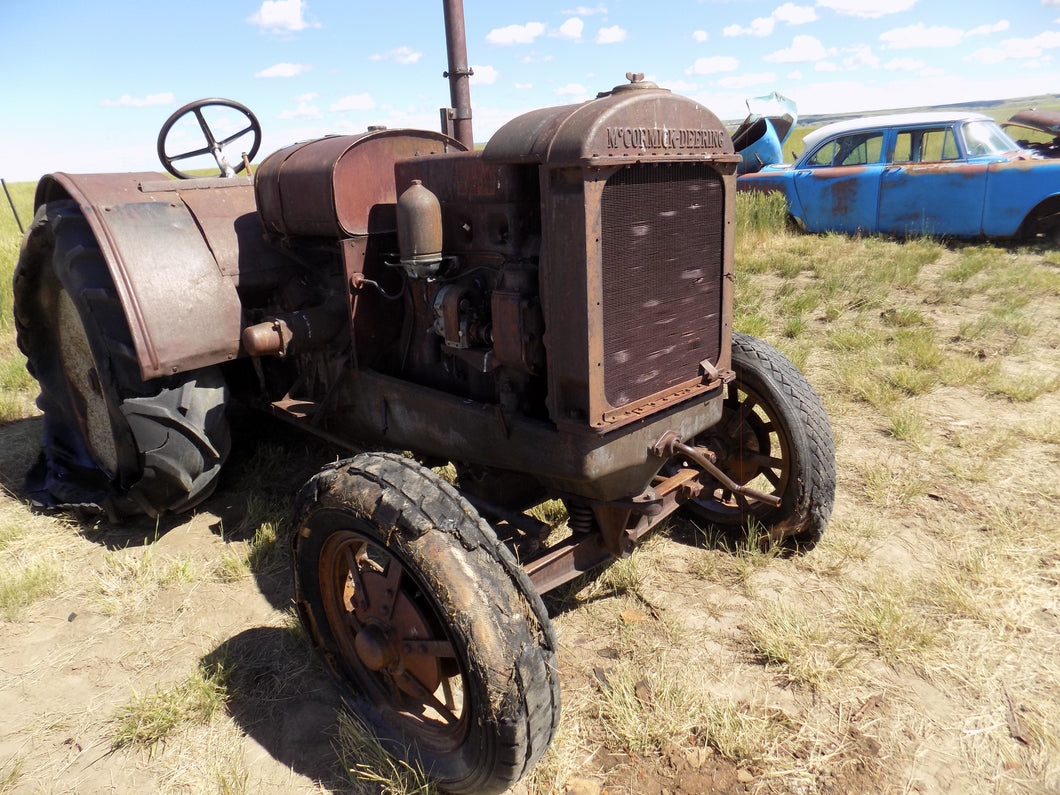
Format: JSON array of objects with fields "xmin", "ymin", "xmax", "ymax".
[{"xmin": 202, "ymin": 625, "xmax": 352, "ymax": 791}]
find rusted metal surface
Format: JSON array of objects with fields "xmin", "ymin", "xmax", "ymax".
[
  {"xmin": 483, "ymin": 78, "xmax": 738, "ymax": 165},
  {"xmin": 478, "ymin": 82, "xmax": 740, "ymax": 433},
  {"xmin": 1005, "ymin": 109, "xmax": 1060, "ymax": 159},
  {"xmin": 269, "ymin": 367, "xmax": 724, "ymax": 503},
  {"xmin": 738, "ymin": 112, "xmax": 1060, "ymax": 240},
  {"xmin": 441, "ymin": 0, "xmax": 474, "ymax": 149},
  {"xmin": 33, "ymin": 172, "xmax": 254, "ymax": 379},
  {"xmin": 316, "ymin": 525, "xmax": 469, "ymax": 735},
  {"xmin": 1009, "ymin": 109, "xmax": 1060, "ymax": 136},
  {"xmin": 255, "ymin": 129, "xmax": 465, "ymax": 238}
]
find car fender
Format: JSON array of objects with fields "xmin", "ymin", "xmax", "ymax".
[
  {"xmin": 33, "ymin": 172, "xmax": 288, "ymax": 380},
  {"xmin": 736, "ymin": 167, "xmax": 804, "ymax": 223},
  {"xmin": 981, "ymin": 159, "xmax": 1060, "ymax": 238}
]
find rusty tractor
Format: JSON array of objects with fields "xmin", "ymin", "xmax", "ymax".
[{"xmin": 13, "ymin": 2, "xmax": 835, "ymax": 792}]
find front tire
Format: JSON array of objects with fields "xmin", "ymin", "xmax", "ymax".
[
  {"xmin": 291, "ymin": 453, "xmax": 560, "ymax": 795},
  {"xmin": 682, "ymin": 333, "xmax": 836, "ymax": 550},
  {"xmin": 13, "ymin": 200, "xmax": 230, "ymax": 518}
]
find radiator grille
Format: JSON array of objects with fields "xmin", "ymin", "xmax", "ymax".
[{"xmin": 600, "ymin": 163, "xmax": 725, "ymax": 408}]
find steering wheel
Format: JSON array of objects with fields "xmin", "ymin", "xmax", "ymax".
[{"xmin": 157, "ymin": 98, "xmax": 262, "ymax": 179}]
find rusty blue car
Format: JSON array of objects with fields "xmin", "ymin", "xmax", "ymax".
[{"xmin": 737, "ymin": 111, "xmax": 1060, "ymax": 244}]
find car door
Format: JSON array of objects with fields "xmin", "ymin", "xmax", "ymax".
[
  {"xmin": 793, "ymin": 131, "xmax": 885, "ymax": 233},
  {"xmin": 878, "ymin": 126, "xmax": 988, "ymax": 237}
]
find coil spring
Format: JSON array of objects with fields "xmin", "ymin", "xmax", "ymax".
[{"xmin": 568, "ymin": 503, "xmax": 595, "ymax": 534}]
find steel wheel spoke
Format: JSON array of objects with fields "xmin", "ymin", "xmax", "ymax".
[
  {"xmin": 218, "ymin": 125, "xmax": 255, "ymax": 147},
  {"xmin": 403, "ymin": 638, "xmax": 457, "ymax": 659},
  {"xmin": 343, "ymin": 546, "xmax": 369, "ymax": 612},
  {"xmin": 441, "ymin": 676, "xmax": 457, "ymax": 712},
  {"xmin": 394, "ymin": 670, "xmax": 460, "ymax": 726},
  {"xmin": 762, "ymin": 467, "xmax": 782, "ymax": 488},
  {"xmin": 378, "ymin": 558, "xmax": 403, "ymax": 621},
  {"xmin": 747, "ymin": 452, "xmax": 783, "ymax": 470}
]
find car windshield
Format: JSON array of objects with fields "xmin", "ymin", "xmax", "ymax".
[{"xmin": 962, "ymin": 121, "xmax": 1021, "ymax": 157}]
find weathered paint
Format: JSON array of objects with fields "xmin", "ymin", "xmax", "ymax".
[{"xmin": 738, "ymin": 114, "xmax": 1060, "ymax": 241}]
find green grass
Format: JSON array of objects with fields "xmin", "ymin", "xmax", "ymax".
[
  {"xmin": 109, "ymin": 658, "xmax": 233, "ymax": 751},
  {"xmin": 2, "ymin": 173, "xmax": 1060, "ymax": 795},
  {"xmin": 0, "ymin": 181, "xmax": 36, "ymax": 423}
]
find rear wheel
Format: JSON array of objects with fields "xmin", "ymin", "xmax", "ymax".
[
  {"xmin": 292, "ymin": 453, "xmax": 560, "ymax": 795},
  {"xmin": 682, "ymin": 333, "xmax": 835, "ymax": 550},
  {"xmin": 14, "ymin": 200, "xmax": 230, "ymax": 518}
]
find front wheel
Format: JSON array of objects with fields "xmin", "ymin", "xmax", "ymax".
[
  {"xmin": 291, "ymin": 453, "xmax": 560, "ymax": 795},
  {"xmin": 682, "ymin": 333, "xmax": 836, "ymax": 550}
]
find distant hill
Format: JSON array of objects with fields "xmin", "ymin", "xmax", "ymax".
[{"xmin": 796, "ymin": 94, "xmax": 1060, "ymax": 129}]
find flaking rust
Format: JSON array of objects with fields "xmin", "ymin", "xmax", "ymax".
[{"xmin": 13, "ymin": 2, "xmax": 833, "ymax": 791}]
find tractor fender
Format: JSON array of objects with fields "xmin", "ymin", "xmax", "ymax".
[{"xmin": 33, "ymin": 172, "xmax": 288, "ymax": 380}]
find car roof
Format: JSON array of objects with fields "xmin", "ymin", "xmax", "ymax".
[{"xmin": 801, "ymin": 111, "xmax": 995, "ymax": 153}]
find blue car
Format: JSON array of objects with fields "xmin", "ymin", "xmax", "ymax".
[{"xmin": 737, "ymin": 111, "xmax": 1060, "ymax": 244}]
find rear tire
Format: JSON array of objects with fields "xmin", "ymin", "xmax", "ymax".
[
  {"xmin": 14, "ymin": 200, "xmax": 230, "ymax": 519},
  {"xmin": 292, "ymin": 453, "xmax": 560, "ymax": 795}
]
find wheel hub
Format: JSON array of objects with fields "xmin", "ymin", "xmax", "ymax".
[{"xmin": 354, "ymin": 622, "xmax": 398, "ymax": 671}]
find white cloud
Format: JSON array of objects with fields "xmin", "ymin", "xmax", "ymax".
[
  {"xmin": 724, "ymin": 17, "xmax": 776, "ymax": 37},
  {"xmin": 556, "ymin": 18, "xmax": 584, "ymax": 40},
  {"xmin": 556, "ymin": 83, "xmax": 590, "ymax": 95},
  {"xmin": 514, "ymin": 82, "xmax": 533, "ymax": 89},
  {"xmin": 295, "ymin": 92, "xmax": 319, "ymax": 102},
  {"xmin": 564, "ymin": 4, "xmax": 607, "ymax": 13},
  {"xmin": 330, "ymin": 94, "xmax": 376, "ymax": 112},
  {"xmin": 774, "ymin": 3, "xmax": 818, "ymax": 25},
  {"xmin": 725, "ymin": 4, "xmax": 815, "ymax": 38},
  {"xmin": 968, "ymin": 20, "xmax": 1009, "ymax": 37},
  {"xmin": 884, "ymin": 57, "xmax": 926, "ymax": 71},
  {"xmin": 765, "ymin": 35, "xmax": 829, "ymax": 63},
  {"xmin": 254, "ymin": 62, "xmax": 311, "ymax": 78},
  {"xmin": 247, "ymin": 0, "xmax": 315, "ymax": 33},
  {"xmin": 470, "ymin": 65, "xmax": 499, "ymax": 85},
  {"xmin": 969, "ymin": 30, "xmax": 1060, "ymax": 63},
  {"xmin": 843, "ymin": 45, "xmax": 879, "ymax": 70},
  {"xmin": 816, "ymin": 0, "xmax": 916, "ymax": 18},
  {"xmin": 370, "ymin": 46, "xmax": 423, "ymax": 65},
  {"xmin": 279, "ymin": 101, "xmax": 322, "ymax": 119},
  {"xmin": 596, "ymin": 25, "xmax": 627, "ymax": 44},
  {"xmin": 100, "ymin": 92, "xmax": 174, "ymax": 108},
  {"xmin": 486, "ymin": 22, "xmax": 546, "ymax": 45},
  {"xmin": 687, "ymin": 56, "xmax": 740, "ymax": 75},
  {"xmin": 880, "ymin": 23, "xmax": 963, "ymax": 49},
  {"xmin": 659, "ymin": 79, "xmax": 699, "ymax": 93},
  {"xmin": 693, "ymin": 30, "xmax": 708, "ymax": 43},
  {"xmin": 716, "ymin": 72, "xmax": 778, "ymax": 90}
]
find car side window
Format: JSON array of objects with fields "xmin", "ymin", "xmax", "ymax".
[
  {"xmin": 806, "ymin": 141, "xmax": 837, "ymax": 167},
  {"xmin": 892, "ymin": 128, "xmax": 959, "ymax": 164},
  {"xmin": 805, "ymin": 132, "xmax": 884, "ymax": 168},
  {"xmin": 835, "ymin": 133, "xmax": 884, "ymax": 166}
]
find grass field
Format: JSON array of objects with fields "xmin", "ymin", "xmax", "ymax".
[{"xmin": 0, "ymin": 175, "xmax": 1058, "ymax": 794}]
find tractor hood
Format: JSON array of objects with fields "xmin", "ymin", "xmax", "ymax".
[{"xmin": 482, "ymin": 78, "xmax": 738, "ymax": 168}]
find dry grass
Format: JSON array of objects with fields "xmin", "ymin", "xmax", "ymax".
[{"xmin": 0, "ymin": 187, "xmax": 1058, "ymax": 793}]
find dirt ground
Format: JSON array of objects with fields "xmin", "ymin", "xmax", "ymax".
[
  {"xmin": 1, "ymin": 246, "xmax": 1059, "ymax": 794},
  {"xmin": 0, "ymin": 411, "xmax": 882, "ymax": 795}
]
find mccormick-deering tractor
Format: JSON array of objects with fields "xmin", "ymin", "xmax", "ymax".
[{"xmin": 13, "ymin": 2, "xmax": 835, "ymax": 792}]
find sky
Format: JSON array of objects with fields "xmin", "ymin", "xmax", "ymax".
[{"xmin": 0, "ymin": 0, "xmax": 1057, "ymax": 182}]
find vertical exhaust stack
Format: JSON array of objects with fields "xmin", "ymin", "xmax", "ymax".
[{"xmin": 441, "ymin": 0, "xmax": 474, "ymax": 149}]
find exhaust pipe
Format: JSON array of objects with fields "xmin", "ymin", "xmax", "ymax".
[{"xmin": 441, "ymin": 0, "xmax": 474, "ymax": 149}]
